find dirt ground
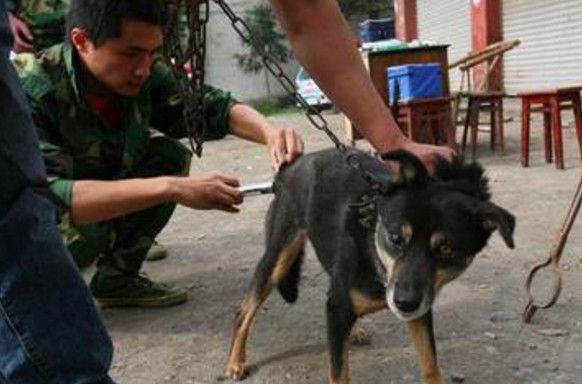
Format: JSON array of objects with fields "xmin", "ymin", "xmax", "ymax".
[{"xmin": 99, "ymin": 103, "xmax": 582, "ymax": 384}]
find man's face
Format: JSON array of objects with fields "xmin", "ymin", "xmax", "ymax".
[{"xmin": 75, "ymin": 18, "xmax": 163, "ymax": 96}]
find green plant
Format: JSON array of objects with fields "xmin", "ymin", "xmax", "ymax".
[
  {"xmin": 249, "ymin": 98, "xmax": 296, "ymax": 116},
  {"xmin": 338, "ymin": 0, "xmax": 393, "ymax": 19},
  {"xmin": 234, "ymin": 2, "xmax": 291, "ymax": 98}
]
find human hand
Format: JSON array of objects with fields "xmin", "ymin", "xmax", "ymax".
[
  {"xmin": 8, "ymin": 13, "xmax": 34, "ymax": 53},
  {"xmin": 384, "ymin": 138, "xmax": 456, "ymax": 175},
  {"xmin": 264, "ymin": 126, "xmax": 304, "ymax": 171},
  {"xmin": 168, "ymin": 173, "xmax": 243, "ymax": 213}
]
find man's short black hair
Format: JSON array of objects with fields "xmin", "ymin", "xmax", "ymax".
[{"xmin": 66, "ymin": 0, "xmax": 167, "ymax": 47}]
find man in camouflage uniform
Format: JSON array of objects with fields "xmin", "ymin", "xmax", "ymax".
[
  {"xmin": 20, "ymin": 0, "xmax": 303, "ymax": 308},
  {"xmin": 6, "ymin": 0, "xmax": 69, "ymax": 52}
]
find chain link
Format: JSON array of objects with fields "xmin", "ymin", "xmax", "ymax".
[{"xmin": 164, "ymin": 0, "xmax": 209, "ymax": 157}]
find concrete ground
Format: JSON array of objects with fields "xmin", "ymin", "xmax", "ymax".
[{"xmin": 101, "ymin": 103, "xmax": 582, "ymax": 384}]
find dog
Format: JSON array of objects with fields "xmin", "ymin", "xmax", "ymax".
[{"xmin": 226, "ymin": 148, "xmax": 515, "ymax": 384}]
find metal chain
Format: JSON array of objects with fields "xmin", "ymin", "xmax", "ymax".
[
  {"xmin": 163, "ymin": 0, "xmax": 390, "ymax": 192},
  {"xmin": 164, "ymin": 0, "xmax": 210, "ymax": 157},
  {"xmin": 212, "ymin": 0, "xmax": 389, "ymax": 194}
]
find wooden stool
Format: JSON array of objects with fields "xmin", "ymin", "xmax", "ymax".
[
  {"xmin": 518, "ymin": 87, "xmax": 582, "ymax": 170},
  {"xmin": 460, "ymin": 91, "xmax": 505, "ymax": 160},
  {"xmin": 396, "ymin": 97, "xmax": 455, "ymax": 148}
]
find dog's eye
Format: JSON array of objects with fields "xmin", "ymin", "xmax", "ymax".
[
  {"xmin": 388, "ymin": 232, "xmax": 404, "ymax": 247},
  {"xmin": 439, "ymin": 244, "xmax": 453, "ymax": 256}
]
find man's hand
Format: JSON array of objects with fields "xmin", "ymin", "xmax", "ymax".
[
  {"xmin": 168, "ymin": 173, "xmax": 243, "ymax": 213},
  {"xmin": 264, "ymin": 126, "xmax": 304, "ymax": 171},
  {"xmin": 383, "ymin": 137, "xmax": 456, "ymax": 175},
  {"xmin": 7, "ymin": 13, "xmax": 34, "ymax": 53},
  {"xmin": 400, "ymin": 140, "xmax": 456, "ymax": 171}
]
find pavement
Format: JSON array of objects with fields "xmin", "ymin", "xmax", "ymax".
[{"xmin": 99, "ymin": 105, "xmax": 582, "ymax": 384}]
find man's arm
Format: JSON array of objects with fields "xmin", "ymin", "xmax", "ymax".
[
  {"xmin": 268, "ymin": 0, "xmax": 454, "ymax": 168},
  {"xmin": 5, "ymin": 0, "xmax": 34, "ymax": 53},
  {"xmin": 150, "ymin": 62, "xmax": 303, "ymax": 170},
  {"xmin": 22, "ymin": 67, "xmax": 243, "ymax": 226},
  {"xmin": 227, "ymin": 103, "xmax": 303, "ymax": 170},
  {"xmin": 70, "ymin": 173, "xmax": 242, "ymax": 225}
]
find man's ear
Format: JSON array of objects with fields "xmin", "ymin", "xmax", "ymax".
[
  {"xmin": 478, "ymin": 201, "xmax": 516, "ymax": 249},
  {"xmin": 70, "ymin": 28, "xmax": 90, "ymax": 54},
  {"xmin": 380, "ymin": 150, "xmax": 429, "ymax": 185}
]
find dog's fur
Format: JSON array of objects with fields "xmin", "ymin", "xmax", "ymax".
[{"xmin": 226, "ymin": 148, "xmax": 515, "ymax": 384}]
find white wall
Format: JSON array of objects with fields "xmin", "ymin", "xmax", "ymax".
[{"xmin": 205, "ymin": 0, "xmax": 299, "ymax": 101}]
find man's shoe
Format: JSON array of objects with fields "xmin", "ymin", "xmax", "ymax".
[
  {"xmin": 90, "ymin": 271, "xmax": 188, "ymax": 308},
  {"xmin": 145, "ymin": 241, "xmax": 168, "ymax": 262}
]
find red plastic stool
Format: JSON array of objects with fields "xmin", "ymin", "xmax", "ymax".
[{"xmin": 518, "ymin": 87, "xmax": 582, "ymax": 170}]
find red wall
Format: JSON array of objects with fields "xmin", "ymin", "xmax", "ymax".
[
  {"xmin": 394, "ymin": 0, "xmax": 503, "ymax": 90},
  {"xmin": 471, "ymin": 0, "xmax": 502, "ymax": 90},
  {"xmin": 394, "ymin": 0, "xmax": 418, "ymax": 42}
]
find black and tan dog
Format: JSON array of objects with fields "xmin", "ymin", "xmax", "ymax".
[{"xmin": 226, "ymin": 148, "xmax": 515, "ymax": 384}]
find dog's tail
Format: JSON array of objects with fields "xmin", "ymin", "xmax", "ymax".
[{"xmin": 277, "ymin": 250, "xmax": 305, "ymax": 303}]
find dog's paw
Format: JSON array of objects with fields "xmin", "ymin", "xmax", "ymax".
[
  {"xmin": 225, "ymin": 361, "xmax": 247, "ymax": 381},
  {"xmin": 349, "ymin": 324, "xmax": 371, "ymax": 345}
]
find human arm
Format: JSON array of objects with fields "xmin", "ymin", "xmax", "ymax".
[
  {"xmin": 7, "ymin": 11, "xmax": 33, "ymax": 52},
  {"xmin": 5, "ymin": 0, "xmax": 34, "ymax": 53},
  {"xmin": 70, "ymin": 173, "xmax": 242, "ymax": 225},
  {"xmin": 149, "ymin": 62, "xmax": 303, "ymax": 169},
  {"xmin": 268, "ymin": 0, "xmax": 454, "ymax": 169},
  {"xmin": 227, "ymin": 103, "xmax": 303, "ymax": 170},
  {"xmin": 22, "ymin": 67, "xmax": 242, "ymax": 226}
]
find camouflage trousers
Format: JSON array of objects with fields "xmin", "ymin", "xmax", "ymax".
[{"xmin": 59, "ymin": 134, "xmax": 192, "ymax": 274}]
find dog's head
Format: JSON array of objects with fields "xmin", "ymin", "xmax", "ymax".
[{"xmin": 372, "ymin": 151, "xmax": 515, "ymax": 321}]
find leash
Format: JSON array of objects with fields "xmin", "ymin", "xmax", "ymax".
[
  {"xmin": 523, "ymin": 174, "xmax": 582, "ymax": 323},
  {"xmin": 164, "ymin": 0, "xmax": 392, "ymax": 196}
]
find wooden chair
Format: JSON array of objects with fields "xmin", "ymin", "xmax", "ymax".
[
  {"xmin": 460, "ymin": 91, "xmax": 505, "ymax": 160},
  {"xmin": 449, "ymin": 40, "xmax": 520, "ymax": 158},
  {"xmin": 518, "ymin": 87, "xmax": 582, "ymax": 170}
]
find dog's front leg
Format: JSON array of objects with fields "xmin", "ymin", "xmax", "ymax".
[
  {"xmin": 406, "ymin": 310, "xmax": 445, "ymax": 384},
  {"xmin": 326, "ymin": 295, "xmax": 357, "ymax": 384}
]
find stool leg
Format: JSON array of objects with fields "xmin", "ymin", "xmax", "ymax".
[
  {"xmin": 550, "ymin": 97, "xmax": 564, "ymax": 170},
  {"xmin": 543, "ymin": 107, "xmax": 552, "ymax": 163},
  {"xmin": 490, "ymin": 104, "xmax": 496, "ymax": 151},
  {"xmin": 572, "ymin": 92, "xmax": 582, "ymax": 163},
  {"xmin": 409, "ymin": 111, "xmax": 420, "ymax": 142},
  {"xmin": 428, "ymin": 117, "xmax": 436, "ymax": 145},
  {"xmin": 444, "ymin": 103, "xmax": 456, "ymax": 150},
  {"xmin": 470, "ymin": 100, "xmax": 479, "ymax": 161},
  {"xmin": 498, "ymin": 99, "xmax": 505, "ymax": 155},
  {"xmin": 521, "ymin": 98, "xmax": 531, "ymax": 167},
  {"xmin": 461, "ymin": 97, "xmax": 473, "ymax": 159}
]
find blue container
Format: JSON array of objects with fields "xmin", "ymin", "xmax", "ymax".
[
  {"xmin": 359, "ymin": 18, "xmax": 394, "ymax": 43},
  {"xmin": 387, "ymin": 63, "xmax": 443, "ymax": 103}
]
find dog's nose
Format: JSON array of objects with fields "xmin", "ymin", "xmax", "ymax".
[{"xmin": 393, "ymin": 286, "xmax": 422, "ymax": 313}]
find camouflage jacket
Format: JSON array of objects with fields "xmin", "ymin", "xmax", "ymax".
[
  {"xmin": 5, "ymin": 0, "xmax": 69, "ymax": 51},
  {"xmin": 20, "ymin": 43, "xmax": 236, "ymax": 208}
]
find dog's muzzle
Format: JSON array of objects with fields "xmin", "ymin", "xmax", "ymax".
[{"xmin": 386, "ymin": 287, "xmax": 431, "ymax": 321}]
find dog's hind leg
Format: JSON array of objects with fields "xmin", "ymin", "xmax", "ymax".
[
  {"xmin": 326, "ymin": 294, "xmax": 357, "ymax": 384},
  {"xmin": 226, "ymin": 227, "xmax": 307, "ymax": 380},
  {"xmin": 406, "ymin": 310, "xmax": 445, "ymax": 384}
]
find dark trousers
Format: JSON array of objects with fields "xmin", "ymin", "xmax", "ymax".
[{"xmin": 0, "ymin": 2, "xmax": 115, "ymax": 382}]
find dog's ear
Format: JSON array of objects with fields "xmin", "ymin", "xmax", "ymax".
[
  {"xmin": 380, "ymin": 150, "xmax": 429, "ymax": 186},
  {"xmin": 477, "ymin": 202, "xmax": 516, "ymax": 249}
]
